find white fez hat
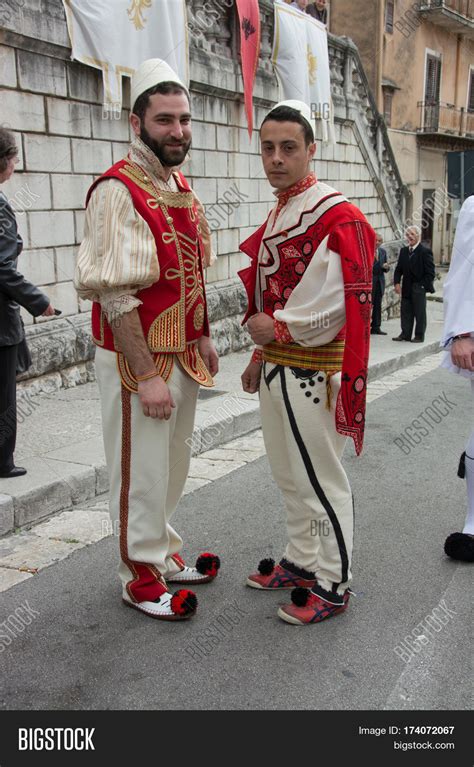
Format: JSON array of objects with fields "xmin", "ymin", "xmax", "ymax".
[
  {"xmin": 131, "ymin": 58, "xmax": 187, "ymax": 112},
  {"xmin": 267, "ymin": 99, "xmax": 315, "ymax": 136}
]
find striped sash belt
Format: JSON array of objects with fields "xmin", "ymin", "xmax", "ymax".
[{"xmin": 262, "ymin": 339, "xmax": 344, "ymax": 372}]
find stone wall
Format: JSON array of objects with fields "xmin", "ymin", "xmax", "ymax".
[{"xmin": 0, "ymin": 0, "xmax": 406, "ymax": 392}]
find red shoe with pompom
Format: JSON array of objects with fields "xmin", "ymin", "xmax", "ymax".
[
  {"xmin": 123, "ymin": 588, "xmax": 197, "ymax": 621},
  {"xmin": 246, "ymin": 558, "xmax": 316, "ymax": 590},
  {"xmin": 278, "ymin": 586, "xmax": 351, "ymax": 625},
  {"xmin": 166, "ymin": 552, "xmax": 221, "ymax": 584}
]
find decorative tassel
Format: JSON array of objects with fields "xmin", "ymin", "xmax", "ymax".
[
  {"xmin": 326, "ymin": 374, "xmax": 332, "ymax": 411},
  {"xmin": 458, "ymin": 452, "xmax": 466, "ymax": 479}
]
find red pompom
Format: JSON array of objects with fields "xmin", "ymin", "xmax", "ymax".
[
  {"xmin": 170, "ymin": 589, "xmax": 197, "ymax": 616},
  {"xmin": 195, "ymin": 552, "xmax": 220, "ymax": 577}
]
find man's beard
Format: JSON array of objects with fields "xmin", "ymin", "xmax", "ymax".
[{"xmin": 140, "ymin": 126, "xmax": 191, "ymax": 168}]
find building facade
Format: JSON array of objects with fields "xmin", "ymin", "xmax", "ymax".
[
  {"xmin": 331, "ymin": 0, "xmax": 474, "ymax": 263},
  {"xmin": 1, "ymin": 0, "xmax": 404, "ymax": 391}
]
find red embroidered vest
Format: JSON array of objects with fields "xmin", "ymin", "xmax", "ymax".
[{"xmin": 88, "ymin": 159, "xmax": 209, "ymax": 355}]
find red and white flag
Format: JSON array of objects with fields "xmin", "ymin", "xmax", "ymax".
[{"xmin": 236, "ymin": 0, "xmax": 261, "ymax": 138}]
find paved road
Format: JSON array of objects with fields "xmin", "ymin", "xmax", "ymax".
[{"xmin": 0, "ymin": 366, "xmax": 470, "ymax": 711}]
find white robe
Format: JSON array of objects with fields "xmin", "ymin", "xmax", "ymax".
[{"xmin": 440, "ymin": 195, "xmax": 474, "ymax": 379}]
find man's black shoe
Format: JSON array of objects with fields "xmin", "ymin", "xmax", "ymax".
[
  {"xmin": 392, "ymin": 335, "xmax": 410, "ymax": 341},
  {"xmin": 0, "ymin": 466, "xmax": 27, "ymax": 478},
  {"xmin": 371, "ymin": 329, "xmax": 387, "ymax": 335},
  {"xmin": 411, "ymin": 337, "xmax": 424, "ymax": 343}
]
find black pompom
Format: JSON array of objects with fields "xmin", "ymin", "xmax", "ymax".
[
  {"xmin": 291, "ymin": 587, "xmax": 310, "ymax": 607},
  {"xmin": 258, "ymin": 558, "xmax": 275, "ymax": 575},
  {"xmin": 444, "ymin": 532, "xmax": 474, "ymax": 562}
]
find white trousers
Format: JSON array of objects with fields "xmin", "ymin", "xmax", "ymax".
[
  {"xmin": 463, "ymin": 380, "xmax": 474, "ymax": 535},
  {"xmin": 95, "ymin": 347, "xmax": 199, "ymax": 602},
  {"xmin": 260, "ymin": 362, "xmax": 354, "ymax": 595}
]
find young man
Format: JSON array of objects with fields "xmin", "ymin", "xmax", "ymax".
[
  {"xmin": 75, "ymin": 59, "xmax": 220, "ymax": 621},
  {"xmin": 371, "ymin": 233, "xmax": 390, "ymax": 335},
  {"xmin": 239, "ymin": 101, "xmax": 375, "ymax": 625},
  {"xmin": 393, "ymin": 226, "xmax": 435, "ymax": 343},
  {"xmin": 440, "ymin": 195, "xmax": 474, "ymax": 563}
]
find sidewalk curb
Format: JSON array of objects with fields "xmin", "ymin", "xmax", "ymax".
[
  {"xmin": 368, "ymin": 340, "xmax": 440, "ymax": 382},
  {"xmin": 0, "ymin": 343, "xmax": 439, "ymax": 536}
]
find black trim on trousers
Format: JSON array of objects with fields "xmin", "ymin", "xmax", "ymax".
[
  {"xmin": 263, "ymin": 361, "xmax": 281, "ymax": 389},
  {"xmin": 278, "ymin": 366, "xmax": 349, "ymax": 586}
]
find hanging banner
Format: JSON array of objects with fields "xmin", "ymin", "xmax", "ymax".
[
  {"xmin": 236, "ymin": 0, "xmax": 261, "ymax": 138},
  {"xmin": 272, "ymin": 1, "xmax": 334, "ymax": 142},
  {"xmin": 63, "ymin": 0, "xmax": 189, "ymax": 113}
]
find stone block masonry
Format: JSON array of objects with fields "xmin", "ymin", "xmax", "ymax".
[{"xmin": 0, "ymin": 0, "xmax": 406, "ymax": 392}]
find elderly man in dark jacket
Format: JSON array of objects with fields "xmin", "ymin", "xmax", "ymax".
[
  {"xmin": 0, "ymin": 128, "xmax": 54, "ymax": 478},
  {"xmin": 393, "ymin": 226, "xmax": 435, "ymax": 343},
  {"xmin": 371, "ymin": 233, "xmax": 390, "ymax": 335}
]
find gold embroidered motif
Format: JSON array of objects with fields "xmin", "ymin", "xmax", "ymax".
[
  {"xmin": 147, "ymin": 302, "xmax": 184, "ymax": 352},
  {"xmin": 157, "ymin": 189, "xmax": 195, "ymax": 209},
  {"xmin": 117, "ymin": 352, "xmax": 174, "ymax": 393},
  {"xmin": 127, "ymin": 0, "xmax": 152, "ymax": 30},
  {"xmin": 176, "ymin": 343, "xmax": 213, "ymax": 388},
  {"xmin": 193, "ymin": 304, "xmax": 204, "ymax": 331},
  {"xmin": 307, "ymin": 44, "xmax": 318, "ymax": 85},
  {"xmin": 117, "ymin": 345, "xmax": 212, "ymax": 391},
  {"xmin": 119, "ymin": 164, "xmax": 160, "ymax": 199}
]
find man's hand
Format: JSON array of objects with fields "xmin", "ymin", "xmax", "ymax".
[
  {"xmin": 382, "ymin": 263, "xmax": 390, "ymax": 272},
  {"xmin": 42, "ymin": 304, "xmax": 56, "ymax": 317},
  {"xmin": 241, "ymin": 361, "xmax": 262, "ymax": 394},
  {"xmin": 451, "ymin": 337, "xmax": 474, "ymax": 371},
  {"xmin": 198, "ymin": 335, "xmax": 219, "ymax": 377},
  {"xmin": 394, "ymin": 283, "xmax": 401, "ymax": 295},
  {"xmin": 247, "ymin": 313, "xmax": 275, "ymax": 345},
  {"xmin": 138, "ymin": 375, "xmax": 176, "ymax": 420}
]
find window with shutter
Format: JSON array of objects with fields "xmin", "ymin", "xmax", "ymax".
[
  {"xmin": 468, "ymin": 70, "xmax": 474, "ymax": 113},
  {"xmin": 383, "ymin": 92, "xmax": 393, "ymax": 126},
  {"xmin": 425, "ymin": 54, "xmax": 441, "ymax": 104},
  {"xmin": 385, "ymin": 0, "xmax": 395, "ymax": 33}
]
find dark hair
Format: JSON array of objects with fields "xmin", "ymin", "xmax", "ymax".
[
  {"xmin": 132, "ymin": 81, "xmax": 190, "ymax": 121},
  {"xmin": 0, "ymin": 127, "xmax": 18, "ymax": 174},
  {"xmin": 260, "ymin": 106, "xmax": 315, "ymax": 146}
]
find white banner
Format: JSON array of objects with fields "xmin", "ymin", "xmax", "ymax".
[
  {"xmin": 63, "ymin": 0, "xmax": 189, "ymax": 111},
  {"xmin": 272, "ymin": 1, "xmax": 334, "ymax": 142}
]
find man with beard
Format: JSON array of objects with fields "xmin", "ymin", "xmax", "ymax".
[{"xmin": 75, "ymin": 59, "xmax": 220, "ymax": 621}]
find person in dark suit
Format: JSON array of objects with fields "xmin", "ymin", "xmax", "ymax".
[
  {"xmin": 392, "ymin": 226, "xmax": 435, "ymax": 343},
  {"xmin": 0, "ymin": 128, "xmax": 55, "ymax": 478},
  {"xmin": 371, "ymin": 233, "xmax": 390, "ymax": 335}
]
